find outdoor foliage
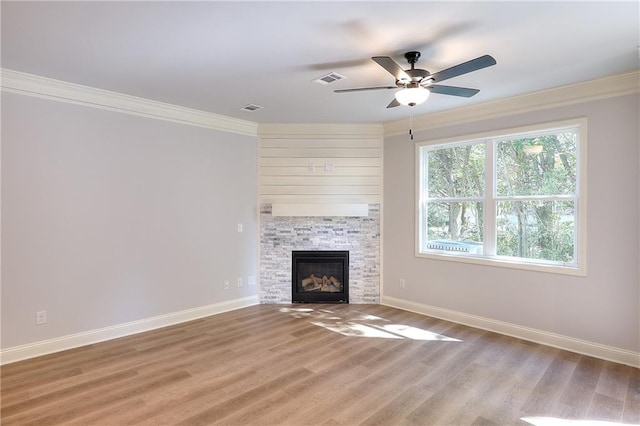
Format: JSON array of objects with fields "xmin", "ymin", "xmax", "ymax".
[
  {"xmin": 425, "ymin": 130, "xmax": 578, "ymax": 263},
  {"xmin": 495, "ymin": 132, "xmax": 577, "ymax": 261},
  {"xmin": 427, "ymin": 144, "xmax": 484, "ymax": 243}
]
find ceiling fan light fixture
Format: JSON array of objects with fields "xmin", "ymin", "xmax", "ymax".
[{"xmin": 395, "ymin": 86, "xmax": 430, "ymax": 106}]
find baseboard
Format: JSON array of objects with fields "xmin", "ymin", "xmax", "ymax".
[
  {"xmin": 0, "ymin": 296, "xmax": 259, "ymax": 365},
  {"xmin": 381, "ymin": 295, "xmax": 640, "ymax": 368}
]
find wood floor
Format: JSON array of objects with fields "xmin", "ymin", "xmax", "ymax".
[{"xmin": 1, "ymin": 304, "xmax": 639, "ymax": 425}]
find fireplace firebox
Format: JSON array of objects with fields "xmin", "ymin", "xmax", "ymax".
[{"xmin": 292, "ymin": 250, "xmax": 349, "ymax": 303}]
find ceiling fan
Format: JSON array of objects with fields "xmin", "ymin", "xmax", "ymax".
[{"xmin": 334, "ymin": 51, "xmax": 497, "ymax": 108}]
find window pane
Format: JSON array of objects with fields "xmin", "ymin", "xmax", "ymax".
[
  {"xmin": 427, "ymin": 144, "xmax": 485, "ymax": 198},
  {"xmin": 424, "ymin": 201, "xmax": 484, "ymax": 254},
  {"xmin": 496, "ymin": 200, "xmax": 575, "ymax": 263},
  {"xmin": 496, "ymin": 131, "xmax": 577, "ymax": 196}
]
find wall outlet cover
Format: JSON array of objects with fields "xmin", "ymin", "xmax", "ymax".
[{"xmin": 36, "ymin": 310, "xmax": 47, "ymax": 325}]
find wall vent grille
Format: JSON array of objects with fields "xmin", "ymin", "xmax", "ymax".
[
  {"xmin": 241, "ymin": 104, "xmax": 263, "ymax": 112},
  {"xmin": 313, "ymin": 72, "xmax": 346, "ymax": 85}
]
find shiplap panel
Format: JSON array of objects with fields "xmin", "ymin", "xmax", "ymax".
[
  {"xmin": 258, "ymin": 123, "xmax": 383, "ymax": 136},
  {"xmin": 261, "ymin": 194, "xmax": 381, "ymax": 204},
  {"xmin": 260, "ymin": 166, "xmax": 381, "ymax": 176},
  {"xmin": 261, "ymin": 176, "xmax": 380, "ymax": 186},
  {"xmin": 258, "ymin": 128, "xmax": 383, "ymax": 203},
  {"xmin": 261, "ymin": 147, "xmax": 381, "ymax": 158},
  {"xmin": 260, "ymin": 138, "xmax": 381, "ymax": 149},
  {"xmin": 260, "ymin": 157, "xmax": 382, "ymax": 167},
  {"xmin": 260, "ymin": 185, "xmax": 380, "ymax": 195}
]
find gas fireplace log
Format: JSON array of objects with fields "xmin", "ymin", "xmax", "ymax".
[{"xmin": 300, "ymin": 274, "xmax": 342, "ymax": 292}]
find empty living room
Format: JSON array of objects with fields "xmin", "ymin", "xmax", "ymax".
[{"xmin": 1, "ymin": 1, "xmax": 639, "ymax": 425}]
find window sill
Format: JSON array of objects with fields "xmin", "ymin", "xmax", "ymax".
[{"xmin": 415, "ymin": 251, "xmax": 586, "ymax": 277}]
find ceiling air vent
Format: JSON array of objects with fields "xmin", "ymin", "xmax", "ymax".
[
  {"xmin": 313, "ymin": 72, "xmax": 346, "ymax": 85},
  {"xmin": 241, "ymin": 104, "xmax": 263, "ymax": 112}
]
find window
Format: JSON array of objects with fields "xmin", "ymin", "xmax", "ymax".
[{"xmin": 416, "ymin": 119, "xmax": 586, "ymax": 275}]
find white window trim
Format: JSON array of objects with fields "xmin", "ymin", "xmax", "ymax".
[{"xmin": 414, "ymin": 118, "xmax": 587, "ymax": 276}]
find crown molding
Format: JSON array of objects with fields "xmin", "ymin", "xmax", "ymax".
[
  {"xmin": 258, "ymin": 122, "xmax": 383, "ymax": 138},
  {"xmin": 383, "ymin": 71, "xmax": 640, "ymax": 137},
  {"xmin": 1, "ymin": 68, "xmax": 258, "ymax": 136},
  {"xmin": 4, "ymin": 68, "xmax": 635, "ymax": 139}
]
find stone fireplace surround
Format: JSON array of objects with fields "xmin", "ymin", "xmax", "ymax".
[{"xmin": 259, "ymin": 204, "xmax": 380, "ymax": 304}]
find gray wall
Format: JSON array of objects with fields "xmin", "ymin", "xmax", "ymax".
[
  {"xmin": 383, "ymin": 93, "xmax": 639, "ymax": 352},
  {"xmin": 1, "ymin": 93, "xmax": 258, "ymax": 348}
]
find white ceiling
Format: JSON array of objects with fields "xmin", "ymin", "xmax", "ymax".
[{"xmin": 1, "ymin": 1, "xmax": 638, "ymax": 124}]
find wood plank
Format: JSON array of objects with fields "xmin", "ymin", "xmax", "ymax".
[
  {"xmin": 519, "ymin": 351, "xmax": 578, "ymax": 416},
  {"xmin": 556, "ymin": 356, "xmax": 605, "ymax": 419},
  {"xmin": 260, "ymin": 147, "xmax": 381, "ymax": 158},
  {"xmin": 176, "ymin": 367, "xmax": 314, "ymax": 426},
  {"xmin": 260, "ymin": 194, "xmax": 381, "ymax": 204},
  {"xmin": 623, "ymin": 368, "xmax": 640, "ymax": 423},
  {"xmin": 475, "ymin": 343, "xmax": 558, "ymax": 424},
  {"xmin": 261, "ymin": 166, "xmax": 381, "ymax": 176},
  {"xmin": 261, "ymin": 176, "xmax": 380, "ymax": 186},
  {"xmin": 260, "ymin": 138, "xmax": 381, "ymax": 148},
  {"xmin": 1, "ymin": 304, "xmax": 637, "ymax": 426},
  {"xmin": 596, "ymin": 361, "xmax": 632, "ymax": 400},
  {"xmin": 257, "ymin": 123, "xmax": 382, "ymax": 137},
  {"xmin": 260, "ymin": 157, "xmax": 381, "ymax": 167},
  {"xmin": 586, "ymin": 392, "xmax": 624, "ymax": 422},
  {"xmin": 260, "ymin": 185, "xmax": 380, "ymax": 195}
]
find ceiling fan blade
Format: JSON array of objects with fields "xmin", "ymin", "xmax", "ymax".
[
  {"xmin": 334, "ymin": 86, "xmax": 396, "ymax": 93},
  {"xmin": 430, "ymin": 55, "xmax": 496, "ymax": 83},
  {"xmin": 429, "ymin": 85, "xmax": 480, "ymax": 97},
  {"xmin": 372, "ymin": 56, "xmax": 411, "ymax": 81},
  {"xmin": 386, "ymin": 98, "xmax": 401, "ymax": 108}
]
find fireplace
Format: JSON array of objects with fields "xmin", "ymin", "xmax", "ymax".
[{"xmin": 292, "ymin": 250, "xmax": 349, "ymax": 303}]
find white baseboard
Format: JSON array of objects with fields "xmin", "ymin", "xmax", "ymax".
[
  {"xmin": 381, "ymin": 295, "xmax": 640, "ymax": 368},
  {"xmin": 0, "ymin": 296, "xmax": 259, "ymax": 365}
]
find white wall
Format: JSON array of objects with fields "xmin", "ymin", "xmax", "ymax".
[
  {"xmin": 1, "ymin": 93, "xmax": 258, "ymax": 349},
  {"xmin": 383, "ymin": 93, "xmax": 639, "ymax": 353}
]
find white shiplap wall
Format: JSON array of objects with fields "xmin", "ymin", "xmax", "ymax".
[{"xmin": 258, "ymin": 124, "xmax": 384, "ymax": 204}]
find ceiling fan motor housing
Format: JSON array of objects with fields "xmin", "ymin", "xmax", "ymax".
[
  {"xmin": 397, "ymin": 69, "xmax": 432, "ymax": 88},
  {"xmin": 391, "ymin": 51, "xmax": 432, "ymax": 88}
]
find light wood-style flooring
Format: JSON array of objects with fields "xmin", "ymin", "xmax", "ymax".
[{"xmin": 2, "ymin": 304, "xmax": 639, "ymax": 425}]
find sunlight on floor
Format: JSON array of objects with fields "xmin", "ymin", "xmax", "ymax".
[
  {"xmin": 279, "ymin": 307, "xmax": 462, "ymax": 341},
  {"xmin": 522, "ymin": 416, "xmax": 637, "ymax": 426}
]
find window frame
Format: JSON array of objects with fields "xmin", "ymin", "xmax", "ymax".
[{"xmin": 415, "ymin": 118, "xmax": 587, "ymax": 276}]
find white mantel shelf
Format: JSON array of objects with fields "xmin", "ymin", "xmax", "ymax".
[{"xmin": 271, "ymin": 203, "xmax": 369, "ymax": 217}]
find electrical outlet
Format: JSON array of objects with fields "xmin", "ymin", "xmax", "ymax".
[
  {"xmin": 36, "ymin": 310, "xmax": 47, "ymax": 325},
  {"xmin": 224, "ymin": 280, "xmax": 230, "ymax": 290},
  {"xmin": 237, "ymin": 278, "xmax": 243, "ymax": 288},
  {"xmin": 237, "ymin": 223, "xmax": 243, "ymax": 232},
  {"xmin": 399, "ymin": 279, "xmax": 406, "ymax": 289},
  {"xmin": 248, "ymin": 276, "xmax": 256, "ymax": 286}
]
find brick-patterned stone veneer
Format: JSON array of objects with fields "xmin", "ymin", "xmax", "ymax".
[{"xmin": 260, "ymin": 204, "xmax": 380, "ymax": 304}]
